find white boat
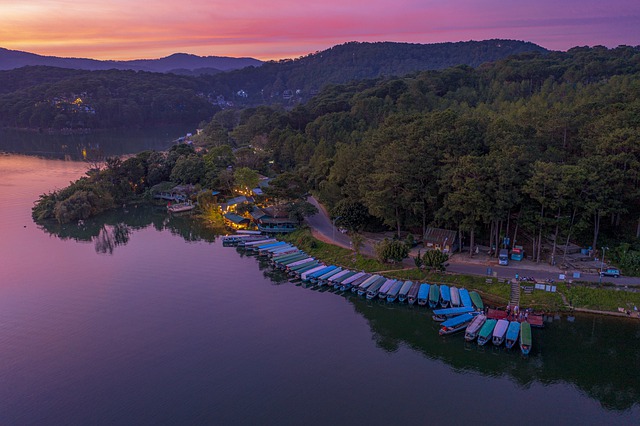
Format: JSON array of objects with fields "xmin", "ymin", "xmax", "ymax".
[
  {"xmin": 450, "ymin": 286, "xmax": 460, "ymax": 307},
  {"xmin": 167, "ymin": 201, "xmax": 195, "ymax": 212},
  {"xmin": 464, "ymin": 314, "xmax": 487, "ymax": 341},
  {"xmin": 492, "ymin": 319, "xmax": 510, "ymax": 346}
]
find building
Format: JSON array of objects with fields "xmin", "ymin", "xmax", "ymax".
[{"xmin": 423, "ymin": 227, "xmax": 458, "ymax": 253}]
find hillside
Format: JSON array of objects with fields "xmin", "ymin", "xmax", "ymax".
[{"xmin": 0, "ymin": 48, "xmax": 262, "ymax": 73}]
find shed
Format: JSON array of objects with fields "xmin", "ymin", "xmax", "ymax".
[{"xmin": 423, "ymin": 227, "xmax": 458, "ymax": 253}]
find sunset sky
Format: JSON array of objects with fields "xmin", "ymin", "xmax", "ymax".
[{"xmin": 1, "ymin": 0, "xmax": 638, "ymax": 60}]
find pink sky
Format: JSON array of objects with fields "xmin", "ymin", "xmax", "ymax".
[{"xmin": 1, "ymin": 0, "xmax": 638, "ymax": 60}]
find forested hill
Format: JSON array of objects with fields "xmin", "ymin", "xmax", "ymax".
[
  {"xmin": 201, "ymin": 39, "xmax": 548, "ymax": 105},
  {"xmin": 0, "ymin": 47, "xmax": 262, "ymax": 73},
  {"xmin": 197, "ymin": 45, "xmax": 640, "ymax": 270}
]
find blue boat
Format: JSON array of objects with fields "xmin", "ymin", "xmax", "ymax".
[
  {"xmin": 458, "ymin": 288, "xmax": 473, "ymax": 309},
  {"xmin": 301, "ymin": 265, "xmax": 330, "ymax": 281},
  {"xmin": 417, "ymin": 283, "xmax": 430, "ymax": 306},
  {"xmin": 432, "ymin": 306, "xmax": 475, "ymax": 321},
  {"xmin": 439, "ymin": 285, "xmax": 451, "ymax": 308},
  {"xmin": 505, "ymin": 321, "xmax": 520, "ymax": 349},
  {"xmin": 438, "ymin": 313, "xmax": 475, "ymax": 335},
  {"xmin": 316, "ymin": 267, "xmax": 342, "ymax": 286},
  {"xmin": 306, "ymin": 265, "xmax": 337, "ymax": 283},
  {"xmin": 386, "ymin": 280, "xmax": 404, "ymax": 303},
  {"xmin": 398, "ymin": 281, "xmax": 413, "ymax": 303},
  {"xmin": 407, "ymin": 282, "xmax": 421, "ymax": 305}
]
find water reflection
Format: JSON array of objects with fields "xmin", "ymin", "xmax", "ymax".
[{"xmin": 36, "ymin": 205, "xmax": 219, "ymax": 254}]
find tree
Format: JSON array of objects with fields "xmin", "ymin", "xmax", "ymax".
[
  {"xmin": 286, "ymin": 200, "xmax": 318, "ymax": 224},
  {"xmin": 422, "ymin": 250, "xmax": 449, "ymax": 272},
  {"xmin": 170, "ymin": 155, "xmax": 206, "ymax": 184},
  {"xmin": 374, "ymin": 238, "xmax": 409, "ymax": 263},
  {"xmin": 331, "ymin": 199, "xmax": 370, "ymax": 232},
  {"xmin": 350, "ymin": 232, "xmax": 365, "ymax": 255},
  {"xmin": 233, "ymin": 167, "xmax": 260, "ymax": 193}
]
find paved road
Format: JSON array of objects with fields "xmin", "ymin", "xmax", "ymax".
[{"xmin": 305, "ymin": 196, "xmax": 640, "ymax": 285}]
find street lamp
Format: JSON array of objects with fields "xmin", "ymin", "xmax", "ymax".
[{"xmin": 599, "ymin": 246, "xmax": 608, "ymax": 285}]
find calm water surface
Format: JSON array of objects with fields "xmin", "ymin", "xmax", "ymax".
[{"xmin": 1, "ymin": 154, "xmax": 639, "ymax": 425}]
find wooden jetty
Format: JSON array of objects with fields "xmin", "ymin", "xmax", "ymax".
[{"xmin": 486, "ymin": 308, "xmax": 544, "ymax": 328}]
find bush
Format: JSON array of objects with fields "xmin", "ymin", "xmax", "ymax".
[{"xmin": 375, "ymin": 238, "xmax": 409, "ymax": 263}]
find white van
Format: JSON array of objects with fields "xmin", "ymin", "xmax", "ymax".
[{"xmin": 498, "ymin": 249, "xmax": 509, "ymax": 265}]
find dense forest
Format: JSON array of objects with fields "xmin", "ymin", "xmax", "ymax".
[
  {"xmin": 0, "ymin": 39, "xmax": 544, "ymax": 130},
  {"xmin": 195, "ymin": 45, "xmax": 640, "ymax": 272}
]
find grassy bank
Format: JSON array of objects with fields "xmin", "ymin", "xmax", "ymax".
[{"xmin": 280, "ymin": 229, "xmax": 639, "ymax": 315}]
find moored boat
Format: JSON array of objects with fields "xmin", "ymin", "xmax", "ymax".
[
  {"xmin": 316, "ymin": 267, "xmax": 342, "ymax": 286},
  {"xmin": 439, "ymin": 285, "xmax": 451, "ymax": 308},
  {"xmin": 386, "ymin": 280, "xmax": 404, "ymax": 303},
  {"xmin": 407, "ymin": 282, "xmax": 421, "ymax": 305},
  {"xmin": 417, "ymin": 283, "xmax": 430, "ymax": 306},
  {"xmin": 458, "ymin": 288, "xmax": 473, "ymax": 309},
  {"xmin": 469, "ymin": 291, "xmax": 484, "ymax": 311},
  {"xmin": 439, "ymin": 313, "xmax": 475, "ymax": 335},
  {"xmin": 329, "ymin": 270, "xmax": 353, "ymax": 289},
  {"xmin": 356, "ymin": 275, "xmax": 381, "ymax": 295},
  {"xmin": 365, "ymin": 277, "xmax": 387, "ymax": 299},
  {"xmin": 301, "ymin": 265, "xmax": 330, "ymax": 282},
  {"xmin": 520, "ymin": 321, "xmax": 532, "ymax": 355},
  {"xmin": 292, "ymin": 262, "xmax": 322, "ymax": 277},
  {"xmin": 464, "ymin": 314, "xmax": 487, "ymax": 341},
  {"xmin": 477, "ymin": 319, "xmax": 497, "ymax": 346},
  {"xmin": 349, "ymin": 274, "xmax": 372, "ymax": 293},
  {"xmin": 450, "ymin": 286, "xmax": 460, "ymax": 307},
  {"xmin": 432, "ymin": 306, "xmax": 475, "ymax": 322},
  {"xmin": 428, "ymin": 284, "xmax": 439, "ymax": 308},
  {"xmin": 167, "ymin": 201, "xmax": 195, "ymax": 213},
  {"xmin": 398, "ymin": 281, "xmax": 413, "ymax": 303},
  {"xmin": 492, "ymin": 319, "xmax": 510, "ymax": 346},
  {"xmin": 340, "ymin": 272, "xmax": 367, "ymax": 291},
  {"xmin": 377, "ymin": 279, "xmax": 396, "ymax": 300},
  {"xmin": 505, "ymin": 321, "xmax": 520, "ymax": 349}
]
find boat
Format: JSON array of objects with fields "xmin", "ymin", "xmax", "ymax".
[
  {"xmin": 291, "ymin": 262, "xmax": 322, "ymax": 277},
  {"xmin": 417, "ymin": 283, "xmax": 430, "ymax": 306},
  {"xmin": 366, "ymin": 277, "xmax": 387, "ymax": 299},
  {"xmin": 329, "ymin": 270, "xmax": 354, "ymax": 289},
  {"xmin": 377, "ymin": 279, "xmax": 397, "ymax": 300},
  {"xmin": 492, "ymin": 319, "xmax": 510, "ymax": 346},
  {"xmin": 316, "ymin": 267, "xmax": 342, "ymax": 286},
  {"xmin": 458, "ymin": 288, "xmax": 473, "ymax": 309},
  {"xmin": 505, "ymin": 321, "xmax": 520, "ymax": 349},
  {"xmin": 348, "ymin": 274, "xmax": 372, "ymax": 293},
  {"xmin": 407, "ymin": 282, "xmax": 421, "ymax": 305},
  {"xmin": 237, "ymin": 230, "xmax": 262, "ymax": 235},
  {"xmin": 222, "ymin": 234, "xmax": 265, "ymax": 246},
  {"xmin": 398, "ymin": 281, "xmax": 413, "ymax": 303},
  {"xmin": 428, "ymin": 284, "xmax": 439, "ymax": 308},
  {"xmin": 520, "ymin": 322, "xmax": 532, "ymax": 355},
  {"xmin": 167, "ymin": 201, "xmax": 195, "ymax": 213},
  {"xmin": 477, "ymin": 319, "xmax": 497, "ymax": 346},
  {"xmin": 469, "ymin": 291, "xmax": 484, "ymax": 311},
  {"xmin": 432, "ymin": 306, "xmax": 475, "ymax": 321},
  {"xmin": 450, "ymin": 286, "xmax": 460, "ymax": 307},
  {"xmin": 439, "ymin": 285, "xmax": 451, "ymax": 308},
  {"xmin": 301, "ymin": 265, "xmax": 330, "ymax": 282},
  {"xmin": 306, "ymin": 265, "xmax": 337, "ymax": 283},
  {"xmin": 283, "ymin": 257, "xmax": 315, "ymax": 270},
  {"xmin": 338, "ymin": 271, "xmax": 365, "ymax": 291},
  {"xmin": 386, "ymin": 280, "xmax": 404, "ymax": 303},
  {"xmin": 464, "ymin": 314, "xmax": 487, "ymax": 341},
  {"xmin": 239, "ymin": 238, "xmax": 276, "ymax": 249},
  {"xmin": 356, "ymin": 275, "xmax": 381, "ymax": 295},
  {"xmin": 438, "ymin": 313, "xmax": 475, "ymax": 335}
]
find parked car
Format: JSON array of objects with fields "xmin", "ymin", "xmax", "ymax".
[{"xmin": 600, "ymin": 268, "xmax": 621, "ymax": 278}]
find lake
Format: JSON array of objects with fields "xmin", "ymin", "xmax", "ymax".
[{"xmin": 1, "ymin": 153, "xmax": 639, "ymax": 425}]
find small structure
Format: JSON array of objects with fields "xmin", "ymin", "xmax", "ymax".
[
  {"xmin": 251, "ymin": 205, "xmax": 297, "ymax": 233},
  {"xmin": 511, "ymin": 245, "xmax": 524, "ymax": 261},
  {"xmin": 220, "ymin": 195, "xmax": 253, "ymax": 213},
  {"xmin": 223, "ymin": 212, "xmax": 251, "ymax": 229},
  {"xmin": 423, "ymin": 227, "xmax": 458, "ymax": 253}
]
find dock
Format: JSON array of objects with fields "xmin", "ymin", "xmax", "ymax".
[{"xmin": 486, "ymin": 308, "xmax": 544, "ymax": 328}]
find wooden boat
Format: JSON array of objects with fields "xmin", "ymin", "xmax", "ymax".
[
  {"xmin": 439, "ymin": 285, "xmax": 451, "ymax": 308},
  {"xmin": 237, "ymin": 230, "xmax": 262, "ymax": 235},
  {"xmin": 398, "ymin": 281, "xmax": 413, "ymax": 303},
  {"xmin": 469, "ymin": 291, "xmax": 484, "ymax": 311},
  {"xmin": 432, "ymin": 307, "xmax": 475, "ymax": 322},
  {"xmin": 428, "ymin": 284, "xmax": 439, "ymax": 308},
  {"xmin": 222, "ymin": 234, "xmax": 264, "ymax": 246},
  {"xmin": 492, "ymin": 319, "xmax": 510, "ymax": 346},
  {"xmin": 366, "ymin": 277, "xmax": 387, "ymax": 300},
  {"xmin": 439, "ymin": 313, "xmax": 475, "ymax": 335},
  {"xmin": 307, "ymin": 265, "xmax": 337, "ymax": 283},
  {"xmin": 464, "ymin": 314, "xmax": 487, "ymax": 341},
  {"xmin": 520, "ymin": 322, "xmax": 532, "ymax": 355},
  {"xmin": 316, "ymin": 267, "xmax": 342, "ymax": 286},
  {"xmin": 291, "ymin": 262, "xmax": 322, "ymax": 277},
  {"xmin": 407, "ymin": 282, "xmax": 421, "ymax": 305},
  {"xmin": 284, "ymin": 257, "xmax": 315, "ymax": 270},
  {"xmin": 386, "ymin": 280, "xmax": 404, "ymax": 303},
  {"xmin": 167, "ymin": 201, "xmax": 195, "ymax": 213},
  {"xmin": 417, "ymin": 283, "xmax": 430, "ymax": 306},
  {"xmin": 239, "ymin": 238, "xmax": 276, "ymax": 249},
  {"xmin": 301, "ymin": 265, "xmax": 330, "ymax": 282},
  {"xmin": 477, "ymin": 319, "xmax": 497, "ymax": 346},
  {"xmin": 378, "ymin": 279, "xmax": 397, "ymax": 300},
  {"xmin": 458, "ymin": 288, "xmax": 473, "ymax": 309},
  {"xmin": 272, "ymin": 252, "xmax": 305, "ymax": 265},
  {"xmin": 329, "ymin": 270, "xmax": 354, "ymax": 289},
  {"xmin": 338, "ymin": 272, "xmax": 365, "ymax": 291},
  {"xmin": 450, "ymin": 286, "xmax": 460, "ymax": 307},
  {"xmin": 505, "ymin": 321, "xmax": 520, "ymax": 349}
]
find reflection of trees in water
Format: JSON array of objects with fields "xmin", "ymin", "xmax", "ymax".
[
  {"xmin": 36, "ymin": 204, "xmax": 219, "ymax": 254},
  {"xmin": 257, "ymin": 259, "xmax": 289, "ymax": 284},
  {"xmin": 94, "ymin": 223, "xmax": 131, "ymax": 254}
]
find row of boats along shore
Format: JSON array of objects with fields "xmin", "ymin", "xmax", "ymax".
[{"xmin": 223, "ymin": 232, "xmax": 536, "ymax": 356}]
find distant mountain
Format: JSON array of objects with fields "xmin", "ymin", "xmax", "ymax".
[
  {"xmin": 0, "ymin": 48, "xmax": 262, "ymax": 73},
  {"xmin": 201, "ymin": 39, "xmax": 549, "ymax": 104}
]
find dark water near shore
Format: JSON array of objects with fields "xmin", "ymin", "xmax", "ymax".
[{"xmin": 1, "ymin": 154, "xmax": 639, "ymax": 425}]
